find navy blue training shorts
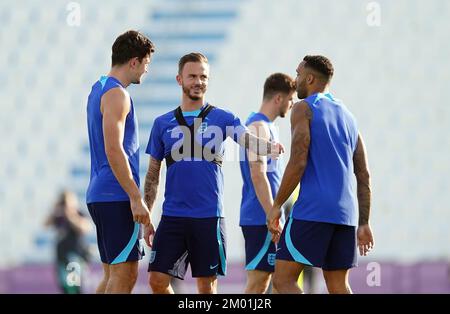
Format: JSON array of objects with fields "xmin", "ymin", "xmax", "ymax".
[
  {"xmin": 148, "ymin": 216, "xmax": 226, "ymax": 279},
  {"xmin": 276, "ymin": 218, "xmax": 357, "ymax": 271},
  {"xmin": 241, "ymin": 225, "xmax": 276, "ymax": 273},
  {"xmin": 87, "ymin": 201, "xmax": 144, "ymax": 265}
]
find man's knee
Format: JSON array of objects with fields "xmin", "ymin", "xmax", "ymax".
[
  {"xmin": 323, "ymin": 270, "xmax": 350, "ymax": 294},
  {"xmin": 197, "ymin": 277, "xmax": 216, "ymax": 294},
  {"xmin": 246, "ymin": 272, "xmax": 271, "ymax": 293},
  {"xmin": 247, "ymin": 281, "xmax": 268, "ymax": 294},
  {"xmin": 149, "ymin": 272, "xmax": 170, "ymax": 293},
  {"xmin": 272, "ymin": 272, "xmax": 286, "ymax": 292},
  {"xmin": 325, "ymin": 281, "xmax": 350, "ymax": 294}
]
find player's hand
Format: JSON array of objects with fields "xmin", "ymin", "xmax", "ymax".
[
  {"xmin": 270, "ymin": 141, "xmax": 285, "ymax": 160},
  {"xmin": 143, "ymin": 221, "xmax": 155, "ymax": 248},
  {"xmin": 130, "ymin": 197, "xmax": 151, "ymax": 225},
  {"xmin": 357, "ymin": 224, "xmax": 374, "ymax": 256},
  {"xmin": 267, "ymin": 206, "xmax": 282, "ymax": 243}
]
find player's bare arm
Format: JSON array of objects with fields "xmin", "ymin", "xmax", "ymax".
[
  {"xmin": 267, "ymin": 101, "xmax": 312, "ymax": 238},
  {"xmin": 143, "ymin": 157, "xmax": 162, "ymax": 247},
  {"xmin": 353, "ymin": 133, "xmax": 374, "ymax": 256},
  {"xmin": 247, "ymin": 121, "xmax": 274, "ymax": 216},
  {"xmin": 144, "ymin": 156, "xmax": 162, "ymax": 211},
  {"xmin": 239, "ymin": 130, "xmax": 284, "ymax": 158},
  {"xmin": 102, "ymin": 87, "xmax": 150, "ymax": 225}
]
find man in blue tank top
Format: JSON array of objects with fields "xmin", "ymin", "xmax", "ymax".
[
  {"xmin": 143, "ymin": 53, "xmax": 284, "ymax": 294},
  {"xmin": 86, "ymin": 30, "xmax": 155, "ymax": 293},
  {"xmin": 268, "ymin": 55, "xmax": 374, "ymax": 294},
  {"xmin": 239, "ymin": 73, "xmax": 296, "ymax": 293}
]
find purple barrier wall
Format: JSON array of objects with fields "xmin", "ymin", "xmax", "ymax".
[{"xmin": 1, "ymin": 261, "xmax": 449, "ymax": 294}]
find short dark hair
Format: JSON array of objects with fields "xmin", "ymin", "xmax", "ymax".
[
  {"xmin": 303, "ymin": 55, "xmax": 334, "ymax": 82},
  {"xmin": 263, "ymin": 73, "xmax": 296, "ymax": 100},
  {"xmin": 111, "ymin": 30, "xmax": 155, "ymax": 66},
  {"xmin": 178, "ymin": 52, "xmax": 208, "ymax": 74}
]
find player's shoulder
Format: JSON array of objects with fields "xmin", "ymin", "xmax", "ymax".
[
  {"xmin": 248, "ymin": 111, "xmax": 270, "ymax": 123},
  {"xmin": 246, "ymin": 113, "xmax": 269, "ymax": 128},
  {"xmin": 247, "ymin": 119, "xmax": 270, "ymax": 137},
  {"xmin": 341, "ymin": 103, "xmax": 358, "ymax": 129},
  {"xmin": 153, "ymin": 109, "xmax": 176, "ymax": 126},
  {"xmin": 101, "ymin": 88, "xmax": 130, "ymax": 111},
  {"xmin": 100, "ymin": 82, "xmax": 130, "ymax": 115},
  {"xmin": 292, "ymin": 100, "xmax": 311, "ymax": 112},
  {"xmin": 248, "ymin": 119, "xmax": 269, "ymax": 129},
  {"xmin": 291, "ymin": 100, "xmax": 313, "ymax": 120},
  {"xmin": 209, "ymin": 104, "xmax": 236, "ymax": 119},
  {"xmin": 101, "ymin": 75, "xmax": 125, "ymax": 90},
  {"xmin": 336, "ymin": 99, "xmax": 353, "ymax": 115},
  {"xmin": 101, "ymin": 77, "xmax": 128, "ymax": 98},
  {"xmin": 332, "ymin": 97, "xmax": 357, "ymax": 122}
]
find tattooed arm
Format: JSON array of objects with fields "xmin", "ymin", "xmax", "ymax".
[
  {"xmin": 144, "ymin": 157, "xmax": 162, "ymax": 211},
  {"xmin": 239, "ymin": 129, "xmax": 284, "ymax": 157},
  {"xmin": 354, "ymin": 133, "xmax": 372, "ymax": 225},
  {"xmin": 267, "ymin": 101, "xmax": 312, "ymax": 238},
  {"xmin": 353, "ymin": 133, "xmax": 374, "ymax": 256},
  {"xmin": 142, "ymin": 156, "xmax": 162, "ymax": 247}
]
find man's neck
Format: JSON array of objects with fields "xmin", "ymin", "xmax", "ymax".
[
  {"xmin": 108, "ymin": 68, "xmax": 131, "ymax": 88},
  {"xmin": 259, "ymin": 101, "xmax": 277, "ymax": 122},
  {"xmin": 180, "ymin": 96, "xmax": 205, "ymax": 111},
  {"xmin": 307, "ymin": 85, "xmax": 329, "ymax": 98}
]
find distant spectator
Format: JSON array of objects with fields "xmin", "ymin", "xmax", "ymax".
[{"xmin": 45, "ymin": 190, "xmax": 92, "ymax": 294}]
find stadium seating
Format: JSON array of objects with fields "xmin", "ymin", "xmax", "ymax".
[{"xmin": 0, "ymin": 0, "xmax": 449, "ymax": 293}]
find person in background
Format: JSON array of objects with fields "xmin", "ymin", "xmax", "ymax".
[
  {"xmin": 239, "ymin": 73, "xmax": 295, "ymax": 293},
  {"xmin": 45, "ymin": 190, "xmax": 92, "ymax": 294}
]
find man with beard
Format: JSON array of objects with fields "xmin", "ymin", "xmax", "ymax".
[
  {"xmin": 267, "ymin": 55, "xmax": 374, "ymax": 294},
  {"xmin": 239, "ymin": 73, "xmax": 296, "ymax": 293},
  {"xmin": 86, "ymin": 30, "xmax": 155, "ymax": 293},
  {"xmin": 143, "ymin": 52, "xmax": 284, "ymax": 294}
]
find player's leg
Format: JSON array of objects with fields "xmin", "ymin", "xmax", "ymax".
[
  {"xmin": 88, "ymin": 201, "xmax": 145, "ymax": 293},
  {"xmin": 242, "ymin": 225, "xmax": 276, "ymax": 294},
  {"xmin": 272, "ymin": 259, "xmax": 305, "ymax": 293},
  {"xmin": 87, "ymin": 203, "xmax": 106, "ymax": 293},
  {"xmin": 148, "ymin": 216, "xmax": 189, "ymax": 294},
  {"xmin": 322, "ymin": 224, "xmax": 357, "ymax": 294},
  {"xmin": 149, "ymin": 271, "xmax": 174, "ymax": 294},
  {"xmin": 96, "ymin": 263, "xmax": 110, "ymax": 293},
  {"xmin": 246, "ymin": 270, "xmax": 272, "ymax": 294},
  {"xmin": 322, "ymin": 269, "xmax": 352, "ymax": 294},
  {"xmin": 87, "ymin": 202, "xmax": 123, "ymax": 293},
  {"xmin": 106, "ymin": 261, "xmax": 138, "ymax": 293},
  {"xmin": 274, "ymin": 218, "xmax": 334, "ymax": 293},
  {"xmin": 189, "ymin": 217, "xmax": 226, "ymax": 294},
  {"xmin": 196, "ymin": 276, "xmax": 218, "ymax": 294}
]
